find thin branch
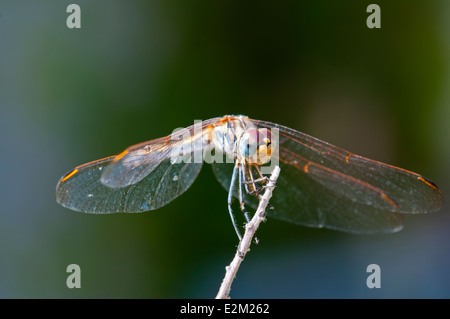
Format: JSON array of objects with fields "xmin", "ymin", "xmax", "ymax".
[{"xmin": 216, "ymin": 165, "xmax": 281, "ymax": 299}]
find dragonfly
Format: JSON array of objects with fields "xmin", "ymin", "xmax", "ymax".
[{"xmin": 56, "ymin": 115, "xmax": 443, "ymax": 239}]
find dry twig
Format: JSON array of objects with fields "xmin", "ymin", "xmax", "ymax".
[{"xmin": 216, "ymin": 165, "xmax": 281, "ymax": 299}]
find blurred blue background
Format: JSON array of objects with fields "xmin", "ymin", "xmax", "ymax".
[{"xmin": 1, "ymin": 0, "xmax": 449, "ymax": 298}]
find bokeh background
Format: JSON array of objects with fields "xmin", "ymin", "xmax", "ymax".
[{"xmin": 1, "ymin": 0, "xmax": 449, "ymax": 298}]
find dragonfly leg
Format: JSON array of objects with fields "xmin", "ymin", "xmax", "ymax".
[
  {"xmin": 238, "ymin": 164, "xmax": 252, "ymax": 223},
  {"xmin": 244, "ymin": 182, "xmax": 275, "ymax": 209},
  {"xmin": 242, "ymin": 166, "xmax": 267, "ymax": 196},
  {"xmin": 246, "ymin": 187, "xmax": 264, "ymax": 196},
  {"xmin": 254, "ymin": 166, "xmax": 276, "ymax": 210},
  {"xmin": 239, "ymin": 164, "xmax": 259, "ymax": 244},
  {"xmin": 241, "ymin": 164, "xmax": 275, "ymax": 211},
  {"xmin": 255, "ymin": 165, "xmax": 277, "ymax": 187},
  {"xmin": 243, "ymin": 164, "xmax": 261, "ymax": 195},
  {"xmin": 243, "ymin": 176, "xmax": 269, "ymax": 184},
  {"xmin": 228, "ymin": 163, "xmax": 243, "ymax": 241}
]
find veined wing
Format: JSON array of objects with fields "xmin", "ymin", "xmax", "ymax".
[
  {"xmin": 56, "ymin": 117, "xmax": 221, "ymax": 213},
  {"xmin": 251, "ymin": 119, "xmax": 443, "ymax": 214},
  {"xmin": 212, "ymin": 160, "xmax": 404, "ymax": 234},
  {"xmin": 101, "ymin": 117, "xmax": 221, "ymax": 188},
  {"xmin": 56, "ymin": 150, "xmax": 201, "ymax": 214},
  {"xmin": 212, "ymin": 119, "xmax": 443, "ymax": 234}
]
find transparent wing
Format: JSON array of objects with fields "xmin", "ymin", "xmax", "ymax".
[
  {"xmin": 101, "ymin": 117, "xmax": 221, "ymax": 188},
  {"xmin": 56, "ymin": 154, "xmax": 202, "ymax": 214},
  {"xmin": 212, "ymin": 120, "xmax": 443, "ymax": 234},
  {"xmin": 99, "ymin": 136, "xmax": 173, "ymax": 189},
  {"xmin": 251, "ymin": 119, "xmax": 443, "ymax": 214},
  {"xmin": 212, "ymin": 161, "xmax": 405, "ymax": 234},
  {"xmin": 267, "ymin": 161, "xmax": 405, "ymax": 234},
  {"xmin": 56, "ymin": 118, "xmax": 221, "ymax": 213}
]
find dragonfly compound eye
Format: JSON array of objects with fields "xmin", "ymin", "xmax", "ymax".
[{"xmin": 239, "ymin": 128, "xmax": 275, "ymax": 165}]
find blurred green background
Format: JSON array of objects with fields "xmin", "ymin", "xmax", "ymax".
[{"xmin": 1, "ymin": 0, "xmax": 449, "ymax": 298}]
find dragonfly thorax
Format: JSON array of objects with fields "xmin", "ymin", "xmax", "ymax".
[{"xmin": 211, "ymin": 117, "xmax": 247, "ymax": 160}]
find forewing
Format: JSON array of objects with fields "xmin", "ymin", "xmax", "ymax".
[
  {"xmin": 212, "ymin": 119, "xmax": 443, "ymax": 234},
  {"xmin": 251, "ymin": 119, "xmax": 443, "ymax": 214},
  {"xmin": 56, "ymin": 117, "xmax": 223, "ymax": 213},
  {"xmin": 99, "ymin": 136, "xmax": 171, "ymax": 189},
  {"xmin": 101, "ymin": 117, "xmax": 220, "ymax": 188}
]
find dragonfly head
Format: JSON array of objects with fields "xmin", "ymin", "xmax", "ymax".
[{"xmin": 238, "ymin": 128, "xmax": 276, "ymax": 165}]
